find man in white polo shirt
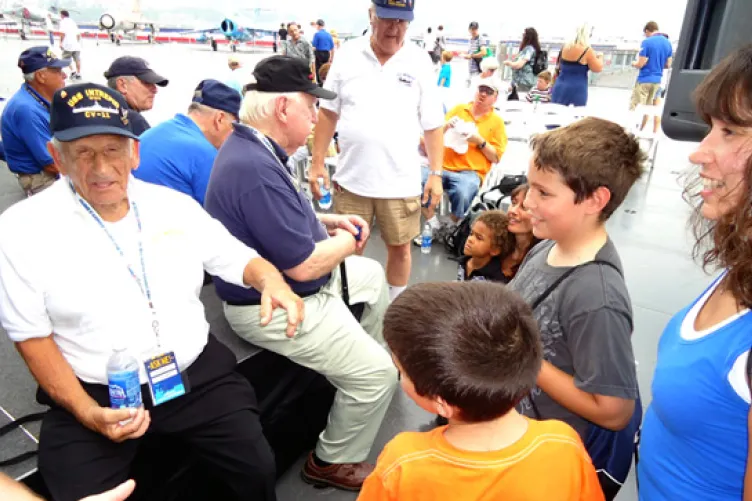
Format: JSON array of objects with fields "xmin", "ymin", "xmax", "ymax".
[
  {"xmin": 0, "ymin": 83, "xmax": 304, "ymax": 501},
  {"xmin": 311, "ymin": 0, "xmax": 444, "ymax": 302},
  {"xmin": 59, "ymin": 10, "xmax": 82, "ymax": 80}
]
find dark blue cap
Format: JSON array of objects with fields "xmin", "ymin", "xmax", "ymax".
[
  {"xmin": 50, "ymin": 83, "xmax": 139, "ymax": 142},
  {"xmin": 104, "ymin": 56, "xmax": 169, "ymax": 87},
  {"xmin": 192, "ymin": 79, "xmax": 242, "ymax": 116},
  {"xmin": 18, "ymin": 46, "xmax": 71, "ymax": 74},
  {"xmin": 372, "ymin": 0, "xmax": 414, "ymax": 21}
]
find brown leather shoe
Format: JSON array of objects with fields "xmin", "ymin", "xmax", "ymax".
[{"xmin": 301, "ymin": 453, "xmax": 374, "ymax": 491}]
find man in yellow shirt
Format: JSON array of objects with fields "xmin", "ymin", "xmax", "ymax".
[{"xmin": 418, "ymin": 77, "xmax": 507, "ymax": 242}]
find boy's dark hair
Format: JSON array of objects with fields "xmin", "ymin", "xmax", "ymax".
[
  {"xmin": 384, "ymin": 282, "xmax": 542, "ymax": 423},
  {"xmin": 644, "ymin": 21, "xmax": 659, "ymax": 33},
  {"xmin": 474, "ymin": 211, "xmax": 514, "ymax": 257},
  {"xmin": 60, "ymin": 9, "xmax": 70, "ymax": 17},
  {"xmin": 530, "ymin": 117, "xmax": 645, "ymax": 221}
]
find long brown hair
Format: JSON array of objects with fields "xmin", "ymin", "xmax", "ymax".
[
  {"xmin": 687, "ymin": 44, "xmax": 752, "ymax": 306},
  {"xmin": 519, "ymin": 27, "xmax": 541, "ymax": 54}
]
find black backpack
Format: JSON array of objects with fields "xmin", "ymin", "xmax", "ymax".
[
  {"xmin": 443, "ymin": 174, "xmax": 527, "ymax": 258},
  {"xmin": 532, "ymin": 49, "xmax": 549, "ymax": 75}
]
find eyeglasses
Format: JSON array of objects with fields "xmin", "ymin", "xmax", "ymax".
[{"xmin": 478, "ymin": 86, "xmax": 497, "ymax": 96}]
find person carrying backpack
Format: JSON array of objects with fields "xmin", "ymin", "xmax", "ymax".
[{"xmin": 504, "ymin": 27, "xmax": 543, "ymax": 99}]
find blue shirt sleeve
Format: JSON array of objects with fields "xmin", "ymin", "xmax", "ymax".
[
  {"xmin": 639, "ymin": 39, "xmax": 649, "ymax": 58},
  {"xmin": 239, "ymin": 183, "xmax": 317, "ymax": 271},
  {"xmin": 27, "ymin": 110, "xmax": 53, "ymax": 167},
  {"xmin": 312, "ymin": 31, "xmax": 321, "ymax": 49}
]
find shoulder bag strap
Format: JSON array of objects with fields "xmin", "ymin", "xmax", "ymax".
[
  {"xmin": 0, "ymin": 411, "xmax": 46, "ymax": 467},
  {"xmin": 527, "ymin": 259, "xmax": 622, "ymax": 419}
]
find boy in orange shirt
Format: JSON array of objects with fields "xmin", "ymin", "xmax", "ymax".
[{"xmin": 358, "ymin": 282, "xmax": 604, "ymax": 501}]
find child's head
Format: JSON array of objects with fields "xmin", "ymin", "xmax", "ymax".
[
  {"xmin": 442, "ymin": 51, "xmax": 454, "ymax": 63},
  {"xmin": 536, "ymin": 70, "xmax": 552, "ymax": 90},
  {"xmin": 463, "ymin": 211, "xmax": 513, "ymax": 259},
  {"xmin": 384, "ymin": 282, "xmax": 542, "ymax": 423},
  {"xmin": 525, "ymin": 117, "xmax": 645, "ymax": 241}
]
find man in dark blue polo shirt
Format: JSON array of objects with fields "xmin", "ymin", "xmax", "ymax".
[
  {"xmin": 1, "ymin": 47, "xmax": 69, "ymax": 196},
  {"xmin": 205, "ymin": 55, "xmax": 396, "ymax": 492},
  {"xmin": 311, "ymin": 19, "xmax": 334, "ymax": 84},
  {"xmin": 135, "ymin": 80, "xmax": 240, "ymax": 205},
  {"xmin": 104, "ymin": 56, "xmax": 169, "ymax": 136}
]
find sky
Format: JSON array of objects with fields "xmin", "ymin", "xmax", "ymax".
[{"xmin": 26, "ymin": 0, "xmax": 691, "ymax": 39}]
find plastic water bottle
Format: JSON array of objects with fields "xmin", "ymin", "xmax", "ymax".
[
  {"xmin": 318, "ymin": 177, "xmax": 332, "ymax": 210},
  {"xmin": 533, "ymin": 94, "xmax": 541, "ymax": 112},
  {"xmin": 421, "ymin": 224, "xmax": 432, "ymax": 254},
  {"xmin": 107, "ymin": 345, "xmax": 142, "ymax": 412}
]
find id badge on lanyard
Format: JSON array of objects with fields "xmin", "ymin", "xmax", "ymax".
[{"xmin": 70, "ymin": 180, "xmax": 187, "ymax": 406}]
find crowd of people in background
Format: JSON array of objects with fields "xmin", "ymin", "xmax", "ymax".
[{"xmin": 1, "ymin": 0, "xmax": 751, "ymax": 500}]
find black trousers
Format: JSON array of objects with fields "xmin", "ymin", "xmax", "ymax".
[
  {"xmin": 37, "ymin": 336, "xmax": 276, "ymax": 501},
  {"xmin": 314, "ymin": 50, "xmax": 330, "ymax": 84}
]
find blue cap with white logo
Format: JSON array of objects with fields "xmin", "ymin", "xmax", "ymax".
[
  {"xmin": 18, "ymin": 46, "xmax": 71, "ymax": 74},
  {"xmin": 50, "ymin": 83, "xmax": 139, "ymax": 142},
  {"xmin": 372, "ymin": 0, "xmax": 415, "ymax": 22}
]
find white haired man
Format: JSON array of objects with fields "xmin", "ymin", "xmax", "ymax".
[
  {"xmin": 0, "ymin": 82, "xmax": 304, "ymax": 501},
  {"xmin": 311, "ymin": 0, "xmax": 445, "ymax": 302},
  {"xmin": 1, "ymin": 47, "xmax": 68, "ymax": 195},
  {"xmin": 205, "ymin": 56, "xmax": 397, "ymax": 491}
]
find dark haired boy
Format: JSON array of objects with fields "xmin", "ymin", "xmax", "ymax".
[
  {"xmin": 508, "ymin": 117, "xmax": 644, "ymax": 499},
  {"xmin": 358, "ymin": 282, "xmax": 604, "ymax": 501},
  {"xmin": 458, "ymin": 211, "xmax": 512, "ymax": 283}
]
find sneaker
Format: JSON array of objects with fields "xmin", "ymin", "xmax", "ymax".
[{"xmin": 301, "ymin": 453, "xmax": 374, "ymax": 491}]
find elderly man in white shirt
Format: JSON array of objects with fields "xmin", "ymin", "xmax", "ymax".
[
  {"xmin": 0, "ymin": 82, "xmax": 304, "ymax": 501},
  {"xmin": 311, "ymin": 0, "xmax": 445, "ymax": 302}
]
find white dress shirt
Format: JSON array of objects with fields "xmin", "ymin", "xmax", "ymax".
[
  {"xmin": 0, "ymin": 177, "xmax": 257, "ymax": 385},
  {"xmin": 320, "ymin": 36, "xmax": 444, "ymax": 199},
  {"xmin": 59, "ymin": 17, "xmax": 80, "ymax": 52}
]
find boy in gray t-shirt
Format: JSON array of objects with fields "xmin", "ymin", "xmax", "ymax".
[{"xmin": 508, "ymin": 117, "xmax": 645, "ymax": 500}]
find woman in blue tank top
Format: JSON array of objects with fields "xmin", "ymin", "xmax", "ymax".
[
  {"xmin": 638, "ymin": 44, "xmax": 752, "ymax": 500},
  {"xmin": 551, "ymin": 24, "xmax": 603, "ymax": 107}
]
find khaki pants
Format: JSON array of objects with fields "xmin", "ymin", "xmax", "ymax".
[
  {"xmin": 223, "ymin": 256, "xmax": 397, "ymax": 464},
  {"xmin": 17, "ymin": 171, "xmax": 56, "ymax": 196},
  {"xmin": 333, "ymin": 184, "xmax": 421, "ymax": 246},
  {"xmin": 630, "ymin": 82, "xmax": 661, "ymax": 110}
]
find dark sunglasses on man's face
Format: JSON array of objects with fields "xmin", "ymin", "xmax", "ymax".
[{"xmin": 478, "ymin": 86, "xmax": 496, "ymax": 96}]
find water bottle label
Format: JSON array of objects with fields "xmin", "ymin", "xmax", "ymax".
[
  {"xmin": 109, "ymin": 370, "xmax": 142, "ymax": 409},
  {"xmin": 144, "ymin": 351, "xmax": 187, "ymax": 406},
  {"xmin": 422, "ymin": 235, "xmax": 431, "ymax": 247}
]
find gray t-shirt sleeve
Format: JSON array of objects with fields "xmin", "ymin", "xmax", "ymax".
[{"xmin": 566, "ymin": 305, "xmax": 639, "ymax": 399}]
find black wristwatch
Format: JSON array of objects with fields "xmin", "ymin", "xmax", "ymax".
[{"xmin": 478, "ymin": 141, "xmax": 487, "ymax": 150}]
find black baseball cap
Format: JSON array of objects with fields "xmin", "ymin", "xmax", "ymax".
[
  {"xmin": 372, "ymin": 0, "xmax": 414, "ymax": 21},
  {"xmin": 193, "ymin": 79, "xmax": 241, "ymax": 116},
  {"xmin": 103, "ymin": 56, "xmax": 169, "ymax": 86},
  {"xmin": 469, "ymin": 21, "xmax": 479, "ymax": 30},
  {"xmin": 50, "ymin": 83, "xmax": 139, "ymax": 142},
  {"xmin": 18, "ymin": 46, "xmax": 71, "ymax": 74},
  {"xmin": 245, "ymin": 56, "xmax": 337, "ymax": 100}
]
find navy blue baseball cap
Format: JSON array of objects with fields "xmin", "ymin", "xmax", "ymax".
[
  {"xmin": 192, "ymin": 79, "xmax": 241, "ymax": 117},
  {"xmin": 50, "ymin": 83, "xmax": 139, "ymax": 142},
  {"xmin": 372, "ymin": 0, "xmax": 415, "ymax": 21},
  {"xmin": 104, "ymin": 56, "xmax": 169, "ymax": 86},
  {"xmin": 18, "ymin": 46, "xmax": 71, "ymax": 74}
]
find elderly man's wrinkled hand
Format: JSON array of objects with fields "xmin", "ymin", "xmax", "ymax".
[
  {"xmin": 259, "ymin": 280, "xmax": 305, "ymax": 338},
  {"xmin": 84, "ymin": 405, "xmax": 151, "ymax": 443}
]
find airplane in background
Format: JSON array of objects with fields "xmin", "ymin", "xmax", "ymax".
[
  {"xmin": 0, "ymin": 2, "xmax": 60, "ymax": 39},
  {"xmin": 98, "ymin": 0, "xmax": 159, "ymax": 45},
  {"xmin": 190, "ymin": 7, "xmax": 281, "ymax": 53}
]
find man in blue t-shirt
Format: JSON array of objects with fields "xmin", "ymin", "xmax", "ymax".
[
  {"xmin": 630, "ymin": 21, "xmax": 673, "ymax": 128},
  {"xmin": 1, "ymin": 46, "xmax": 69, "ymax": 196},
  {"xmin": 205, "ymin": 55, "xmax": 396, "ymax": 492},
  {"xmin": 134, "ymin": 80, "xmax": 240, "ymax": 205},
  {"xmin": 311, "ymin": 19, "xmax": 334, "ymax": 85}
]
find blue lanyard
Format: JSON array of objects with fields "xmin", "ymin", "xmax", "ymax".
[
  {"xmin": 24, "ymin": 84, "xmax": 50, "ymax": 112},
  {"xmin": 69, "ymin": 181, "xmax": 161, "ymax": 346},
  {"xmin": 244, "ymin": 125, "xmax": 298, "ymax": 187}
]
